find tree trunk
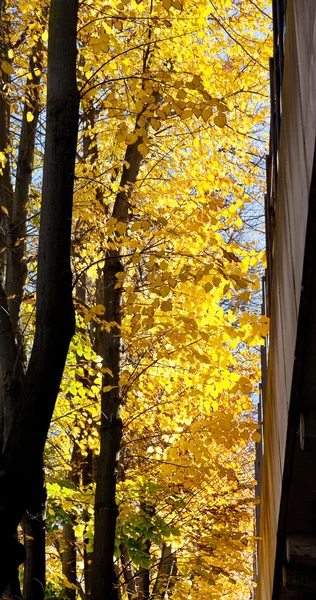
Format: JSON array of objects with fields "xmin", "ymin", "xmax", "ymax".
[
  {"xmin": 0, "ymin": 0, "xmax": 79, "ymax": 592},
  {"xmin": 1, "ymin": 531, "xmax": 23, "ymax": 600},
  {"xmin": 138, "ymin": 539, "xmax": 151, "ymax": 600},
  {"xmin": 6, "ymin": 41, "xmax": 44, "ymax": 339},
  {"xmin": 82, "ymin": 449, "xmax": 93, "ymax": 600},
  {"xmin": 0, "ymin": 0, "xmax": 13, "ymax": 220},
  {"xmin": 120, "ymin": 543, "xmax": 137, "ymax": 599},
  {"xmin": 23, "ymin": 464, "xmax": 47, "ymax": 600},
  {"xmin": 62, "ymin": 444, "xmax": 80, "ymax": 600},
  {"xmin": 138, "ymin": 503, "xmax": 154, "ymax": 600},
  {"xmin": 90, "ymin": 22, "xmax": 157, "ymax": 590},
  {"xmin": 91, "ymin": 127, "xmax": 145, "ymax": 599},
  {"xmin": 0, "ymin": 0, "xmax": 16, "ymax": 455},
  {"xmin": 152, "ymin": 545, "xmax": 177, "ymax": 599},
  {"xmin": 4, "ymin": 41, "xmax": 47, "ymax": 598}
]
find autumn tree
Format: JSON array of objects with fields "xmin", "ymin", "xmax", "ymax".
[
  {"xmin": 0, "ymin": 0, "xmax": 79, "ymax": 593},
  {"xmin": 0, "ymin": 0, "xmax": 270, "ymax": 598}
]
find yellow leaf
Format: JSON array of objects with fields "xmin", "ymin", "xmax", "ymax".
[
  {"xmin": 159, "ymin": 284, "xmax": 169, "ymax": 297},
  {"xmin": 26, "ymin": 112, "xmax": 34, "ymax": 122},
  {"xmin": 214, "ymin": 113, "xmax": 227, "ymax": 128},
  {"xmin": 150, "ymin": 118, "xmax": 160, "ymax": 131},
  {"xmin": 62, "ymin": 575, "xmax": 78, "ymax": 591},
  {"xmin": 125, "ymin": 133, "xmax": 138, "ymax": 145},
  {"xmin": 1, "ymin": 205, "xmax": 8, "ymax": 215},
  {"xmin": 103, "ymin": 385, "xmax": 116, "ymax": 392},
  {"xmin": 160, "ymin": 300, "xmax": 172, "ymax": 311},
  {"xmin": 162, "ymin": 0, "xmax": 171, "ymax": 9},
  {"xmin": 116, "ymin": 222, "xmax": 127, "ymax": 234},
  {"xmin": 137, "ymin": 143, "xmax": 150, "ymax": 156},
  {"xmin": 252, "ymin": 432, "xmax": 261, "ymax": 443},
  {"xmin": 93, "ymin": 304, "xmax": 106, "ymax": 315},
  {"xmin": 132, "ymin": 253, "xmax": 141, "ymax": 264},
  {"xmin": 1, "ymin": 61, "xmax": 14, "ymax": 75},
  {"xmin": 41, "ymin": 30, "xmax": 48, "ymax": 42},
  {"xmin": 144, "ymin": 317, "xmax": 154, "ymax": 328},
  {"xmin": 114, "ymin": 19, "xmax": 123, "ymax": 32},
  {"xmin": 240, "ymin": 291, "xmax": 250, "ymax": 302},
  {"xmin": 140, "ymin": 220, "xmax": 150, "ymax": 230},
  {"xmin": 217, "ymin": 101, "xmax": 229, "ymax": 112},
  {"xmin": 202, "ymin": 107, "xmax": 213, "ymax": 122},
  {"xmin": 177, "ymin": 89, "xmax": 187, "ymax": 100},
  {"xmin": 181, "ymin": 108, "xmax": 193, "ymax": 120},
  {"xmin": 135, "ymin": 101, "xmax": 144, "ymax": 112}
]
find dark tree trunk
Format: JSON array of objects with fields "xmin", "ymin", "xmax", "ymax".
[
  {"xmin": 23, "ymin": 464, "xmax": 47, "ymax": 600},
  {"xmin": 3, "ymin": 37, "xmax": 47, "ymax": 600},
  {"xmin": 82, "ymin": 449, "xmax": 93, "ymax": 600},
  {"xmin": 138, "ymin": 539, "xmax": 151, "ymax": 600},
  {"xmin": 62, "ymin": 523, "xmax": 77, "ymax": 600},
  {"xmin": 6, "ymin": 41, "xmax": 44, "ymax": 339},
  {"xmin": 138, "ymin": 503, "xmax": 154, "ymax": 600},
  {"xmin": 62, "ymin": 444, "xmax": 80, "ymax": 600},
  {"xmin": 120, "ymin": 543, "xmax": 137, "ymax": 599},
  {"xmin": 90, "ymin": 29, "xmax": 156, "ymax": 594},
  {"xmin": 0, "ymin": 0, "xmax": 79, "ymax": 592},
  {"xmin": 91, "ymin": 134, "xmax": 144, "ymax": 600},
  {"xmin": 0, "ymin": 0, "xmax": 13, "ymax": 221},
  {"xmin": 0, "ymin": 0, "xmax": 16, "ymax": 455},
  {"xmin": 91, "ymin": 252, "xmax": 123, "ymax": 600},
  {"xmin": 152, "ymin": 545, "xmax": 177, "ymax": 599},
  {"xmin": 1, "ymin": 531, "xmax": 23, "ymax": 600}
]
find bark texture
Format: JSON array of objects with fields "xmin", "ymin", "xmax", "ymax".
[{"xmin": 0, "ymin": 0, "xmax": 79, "ymax": 592}]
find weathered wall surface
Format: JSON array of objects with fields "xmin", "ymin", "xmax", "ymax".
[{"xmin": 257, "ymin": 2, "xmax": 316, "ymax": 598}]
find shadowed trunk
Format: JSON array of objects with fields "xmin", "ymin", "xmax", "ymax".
[
  {"xmin": 0, "ymin": 0, "xmax": 79, "ymax": 592},
  {"xmin": 138, "ymin": 539, "xmax": 151, "ymax": 600},
  {"xmin": 62, "ymin": 443, "xmax": 81, "ymax": 600},
  {"xmin": 6, "ymin": 39, "xmax": 44, "ymax": 340},
  {"xmin": 138, "ymin": 503, "xmax": 154, "ymax": 600},
  {"xmin": 82, "ymin": 448, "xmax": 93, "ymax": 600},
  {"xmin": 91, "ymin": 127, "xmax": 145, "ymax": 600},
  {"xmin": 0, "ymin": 0, "xmax": 16, "ymax": 455},
  {"xmin": 23, "ymin": 464, "xmax": 47, "ymax": 600},
  {"xmin": 3, "ymin": 37, "xmax": 47, "ymax": 600},
  {"xmin": 120, "ymin": 543, "xmax": 137, "ymax": 599},
  {"xmin": 0, "ymin": 0, "xmax": 13, "ymax": 221},
  {"xmin": 152, "ymin": 545, "xmax": 177, "ymax": 599}
]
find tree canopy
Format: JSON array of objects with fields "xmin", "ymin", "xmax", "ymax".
[{"xmin": 0, "ymin": 0, "xmax": 270, "ymax": 598}]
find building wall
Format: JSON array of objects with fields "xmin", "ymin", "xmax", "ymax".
[{"xmin": 257, "ymin": 2, "xmax": 316, "ymax": 598}]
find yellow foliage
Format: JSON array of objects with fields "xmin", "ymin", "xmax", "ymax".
[{"xmin": 5, "ymin": 0, "xmax": 271, "ymax": 596}]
